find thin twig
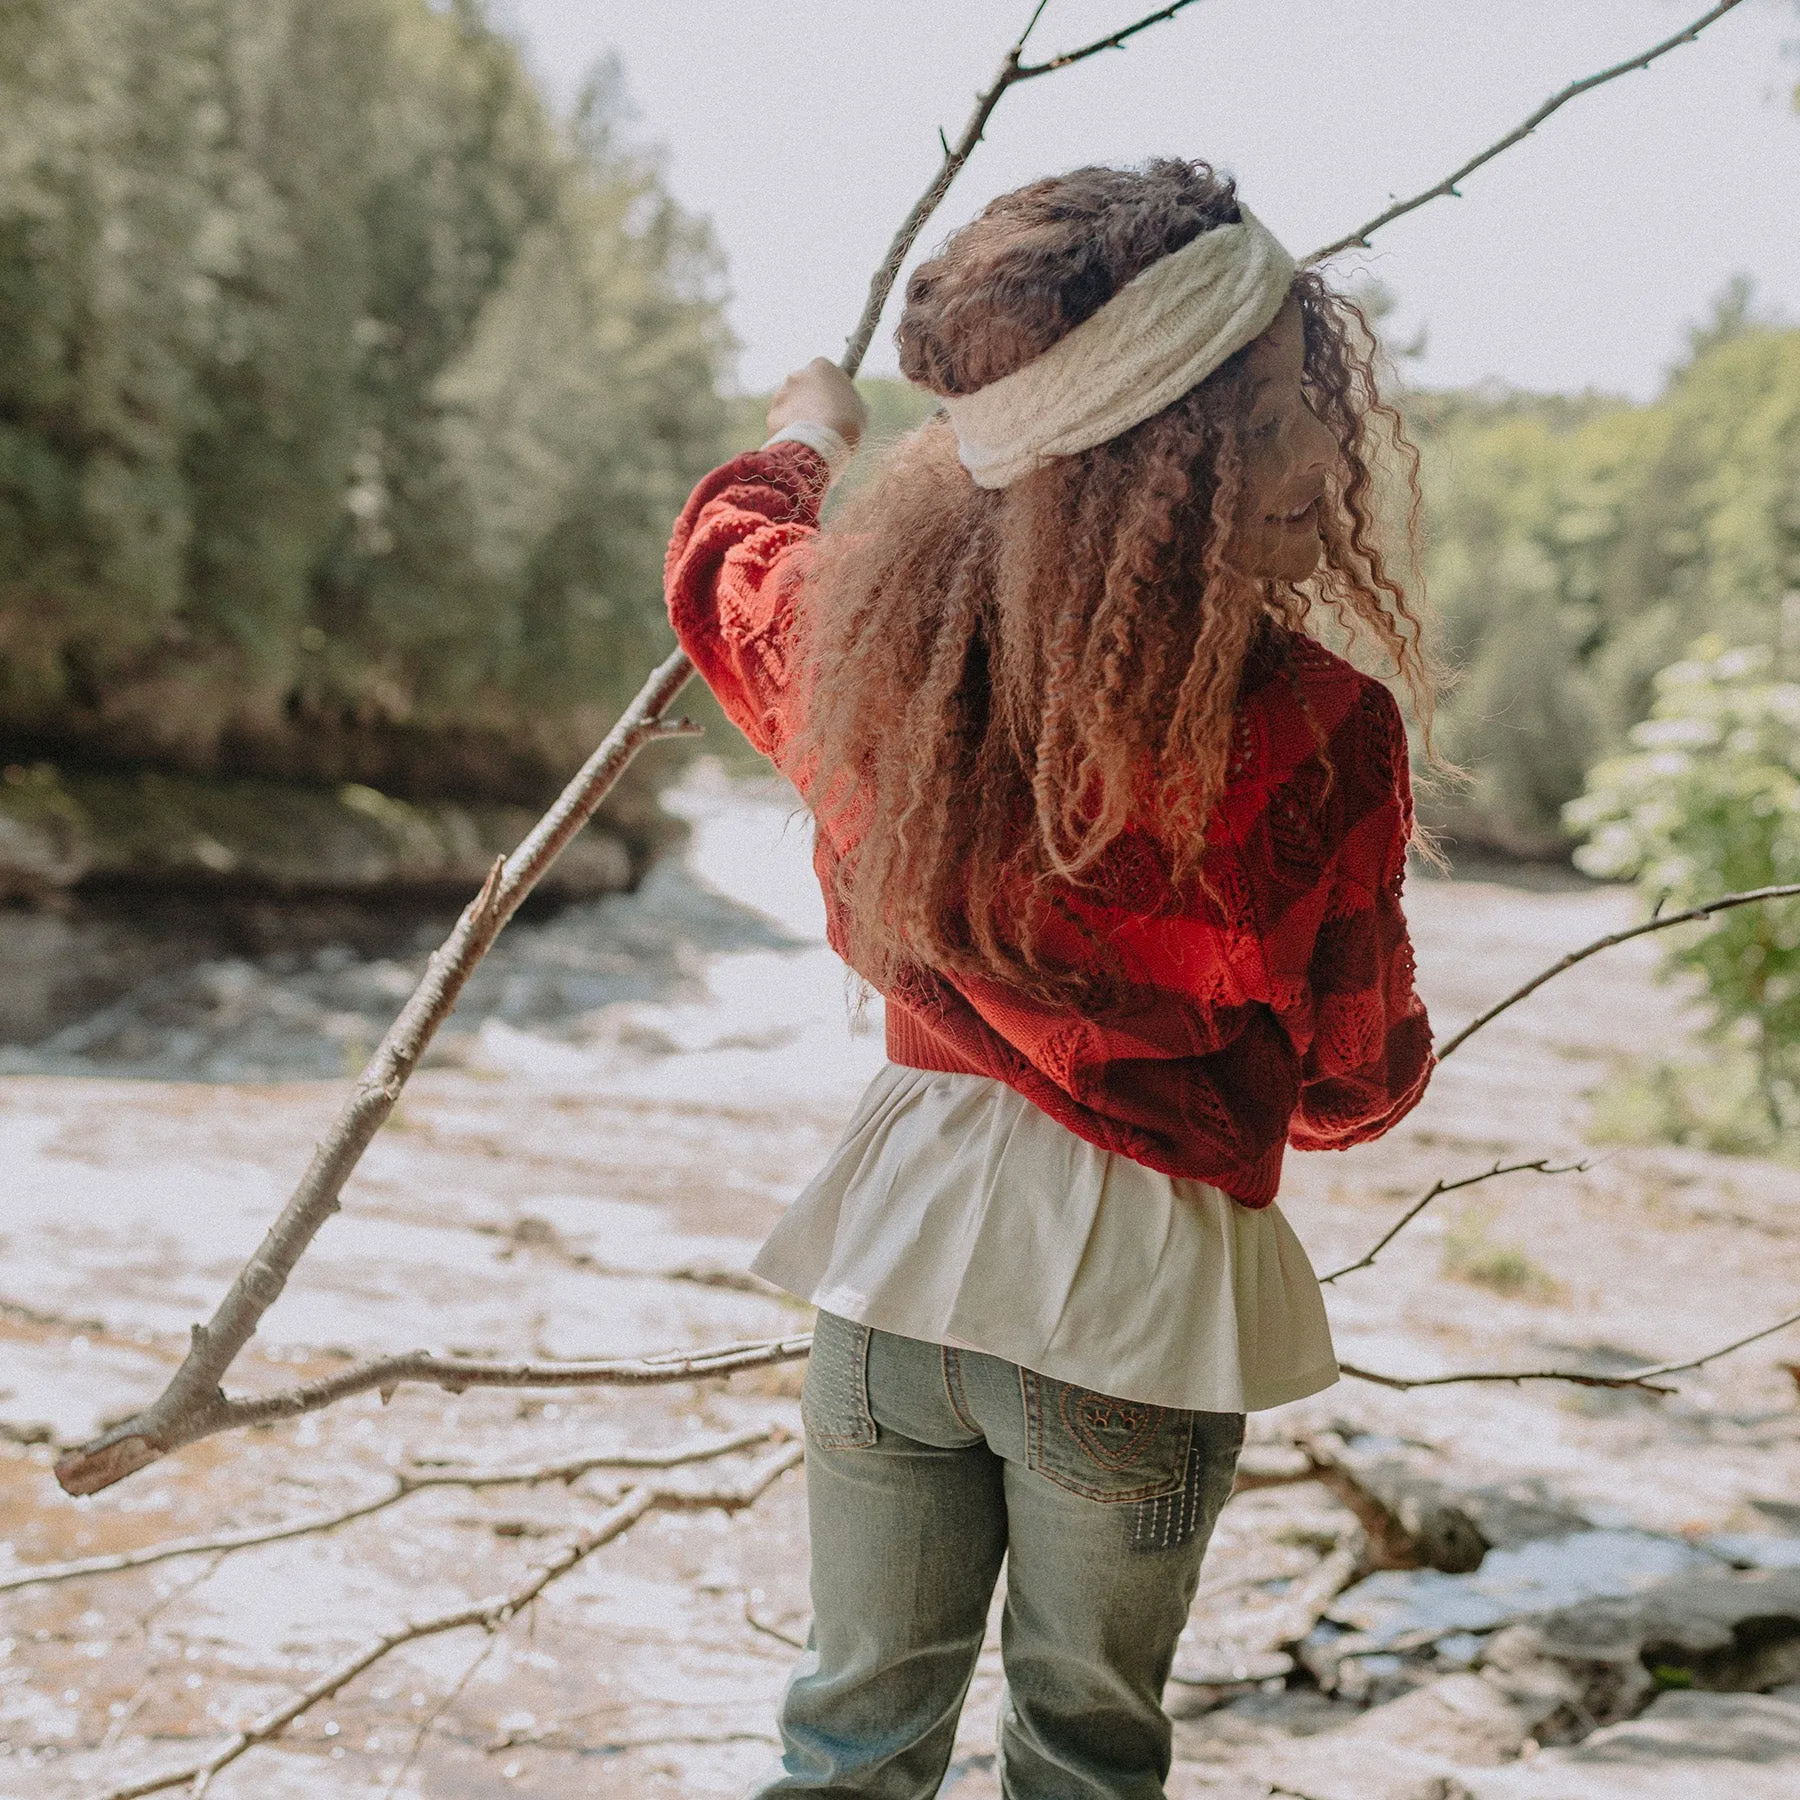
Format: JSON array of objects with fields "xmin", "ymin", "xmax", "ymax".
[
  {"xmin": 97, "ymin": 1443, "xmax": 802, "ymax": 1800},
  {"xmin": 743, "ymin": 1594, "xmax": 810, "ymax": 1652},
  {"xmin": 54, "ymin": 0, "xmax": 1204, "ymax": 1502},
  {"xmin": 1306, "ymin": 0, "xmax": 1748, "ymax": 262},
  {"xmin": 10, "ymin": 1425, "xmax": 775, "ymax": 1594},
  {"xmin": 1436, "ymin": 883, "xmax": 1800, "ymax": 1062},
  {"xmin": 378, "ymin": 1631, "xmax": 497, "ymax": 1800},
  {"xmin": 839, "ymin": 0, "xmax": 1206, "ymax": 371},
  {"xmin": 1015, "ymin": 1, "xmax": 1204, "ymax": 77},
  {"xmin": 1340, "ymin": 1304, "xmax": 1800, "ymax": 1396},
  {"xmin": 1319, "ymin": 1158, "xmax": 1586, "ymax": 1284}
]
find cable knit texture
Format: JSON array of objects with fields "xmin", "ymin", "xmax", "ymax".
[
  {"xmin": 663, "ymin": 441, "xmax": 1433, "ymax": 1205},
  {"xmin": 941, "ymin": 208, "xmax": 1295, "ymax": 488}
]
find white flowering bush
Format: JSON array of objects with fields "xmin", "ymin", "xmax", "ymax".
[{"xmin": 1566, "ymin": 639, "xmax": 1800, "ymax": 1142}]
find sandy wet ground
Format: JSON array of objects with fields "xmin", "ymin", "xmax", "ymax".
[{"xmin": 2, "ymin": 764, "xmax": 1798, "ymax": 1798}]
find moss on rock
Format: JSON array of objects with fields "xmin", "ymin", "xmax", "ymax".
[{"xmin": 0, "ymin": 762, "xmax": 636, "ymax": 902}]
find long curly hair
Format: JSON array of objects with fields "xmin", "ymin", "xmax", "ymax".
[{"xmin": 787, "ymin": 160, "xmax": 1433, "ymax": 1011}]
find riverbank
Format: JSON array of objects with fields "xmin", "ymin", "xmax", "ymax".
[{"xmin": 2, "ymin": 762, "xmax": 1797, "ymax": 1798}]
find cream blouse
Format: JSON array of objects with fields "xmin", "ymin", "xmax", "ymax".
[{"xmin": 752, "ymin": 1063, "xmax": 1338, "ymax": 1414}]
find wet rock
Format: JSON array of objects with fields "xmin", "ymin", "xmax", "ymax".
[
  {"xmin": 1527, "ymin": 1566, "xmax": 1800, "ymax": 1697},
  {"xmin": 1465, "ymin": 1691, "xmax": 1800, "ymax": 1798},
  {"xmin": 1455, "ymin": 1485, "xmax": 1591, "ymax": 1552},
  {"xmin": 1328, "ymin": 1530, "xmax": 1722, "ymax": 1652},
  {"xmin": 1348, "ymin": 1673, "xmax": 1538, "ymax": 1764},
  {"xmin": 1260, "ymin": 1669, "xmax": 1541, "ymax": 1797},
  {"xmin": 1705, "ymin": 1533, "xmax": 1800, "ymax": 1571},
  {"xmin": 1265, "ymin": 1729, "xmax": 1477, "ymax": 1799}
]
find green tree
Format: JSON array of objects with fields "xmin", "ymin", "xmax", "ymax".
[
  {"xmin": 1567, "ymin": 639, "xmax": 1800, "ymax": 1137},
  {"xmin": 0, "ymin": 1, "xmax": 731, "ymax": 814},
  {"xmin": 1409, "ymin": 308, "xmax": 1800, "ymax": 854}
]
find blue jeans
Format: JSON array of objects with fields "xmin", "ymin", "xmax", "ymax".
[{"xmin": 752, "ymin": 1313, "xmax": 1245, "ymax": 1799}]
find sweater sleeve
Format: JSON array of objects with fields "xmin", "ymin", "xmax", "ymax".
[
  {"xmin": 662, "ymin": 441, "xmax": 831, "ymax": 761},
  {"xmin": 1288, "ymin": 683, "xmax": 1434, "ymax": 1150}
]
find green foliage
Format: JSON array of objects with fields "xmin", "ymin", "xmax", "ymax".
[
  {"xmin": 0, "ymin": 0, "xmax": 731, "ymax": 801},
  {"xmin": 1585, "ymin": 1047, "xmax": 1779, "ymax": 1159},
  {"xmin": 1440, "ymin": 1205, "xmax": 1561, "ymax": 1301},
  {"xmin": 1411, "ymin": 307, "xmax": 1800, "ymax": 854},
  {"xmin": 1567, "ymin": 640, "xmax": 1800, "ymax": 1135}
]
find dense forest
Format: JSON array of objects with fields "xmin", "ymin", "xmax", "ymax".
[
  {"xmin": 0, "ymin": 0, "xmax": 1796, "ymax": 880},
  {"xmin": 0, "ymin": 0, "xmax": 730, "ymax": 822},
  {"xmin": 1412, "ymin": 296, "xmax": 1800, "ymax": 855}
]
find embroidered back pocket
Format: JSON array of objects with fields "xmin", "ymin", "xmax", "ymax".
[
  {"xmin": 1022, "ymin": 1370, "xmax": 1194, "ymax": 1504},
  {"xmin": 801, "ymin": 1310, "xmax": 877, "ymax": 1449}
]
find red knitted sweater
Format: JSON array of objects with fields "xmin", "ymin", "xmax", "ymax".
[{"xmin": 664, "ymin": 440, "xmax": 1433, "ymax": 1205}]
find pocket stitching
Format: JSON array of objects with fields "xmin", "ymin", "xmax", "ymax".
[
  {"xmin": 802, "ymin": 1314, "xmax": 877, "ymax": 1450},
  {"xmin": 1026, "ymin": 1375, "xmax": 1195, "ymax": 1504},
  {"xmin": 1059, "ymin": 1387, "xmax": 1163, "ymax": 1471}
]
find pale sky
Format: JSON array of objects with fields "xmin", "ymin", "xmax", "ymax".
[{"xmin": 495, "ymin": 0, "xmax": 1800, "ymax": 400}]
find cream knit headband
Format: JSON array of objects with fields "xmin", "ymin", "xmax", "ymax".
[{"xmin": 939, "ymin": 207, "xmax": 1296, "ymax": 490}]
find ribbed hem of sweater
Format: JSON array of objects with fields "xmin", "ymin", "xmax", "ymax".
[
  {"xmin": 885, "ymin": 1008, "xmax": 988, "ymax": 1076},
  {"xmin": 885, "ymin": 1004, "xmax": 1284, "ymax": 1208}
]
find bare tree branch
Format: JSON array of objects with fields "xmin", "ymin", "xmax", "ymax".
[
  {"xmin": 744, "ymin": 1594, "xmax": 810, "ymax": 1652},
  {"xmin": 1306, "ymin": 0, "xmax": 1748, "ymax": 263},
  {"xmin": 840, "ymin": 0, "xmax": 1207, "ymax": 371},
  {"xmin": 97, "ymin": 1443, "xmax": 803, "ymax": 1800},
  {"xmin": 8, "ymin": 1425, "xmax": 776, "ymax": 1594},
  {"xmin": 378, "ymin": 1632, "xmax": 497, "ymax": 1800},
  {"xmin": 1319, "ymin": 1158, "xmax": 1587, "ymax": 1284},
  {"xmin": 54, "ymin": 0, "xmax": 1205, "ymax": 1503},
  {"xmin": 1436, "ymin": 883, "xmax": 1800, "ymax": 1062},
  {"xmin": 1340, "ymin": 1304, "xmax": 1800, "ymax": 1396},
  {"xmin": 57, "ymin": 1335, "xmax": 808, "ymax": 1498},
  {"xmin": 1015, "ymin": 1, "xmax": 1205, "ymax": 78}
]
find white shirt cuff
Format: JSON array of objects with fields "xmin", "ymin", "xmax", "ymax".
[{"xmin": 762, "ymin": 420, "xmax": 853, "ymax": 479}]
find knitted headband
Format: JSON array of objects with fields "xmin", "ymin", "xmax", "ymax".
[{"xmin": 938, "ymin": 207, "xmax": 1296, "ymax": 490}]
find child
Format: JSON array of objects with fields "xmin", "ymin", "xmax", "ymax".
[{"xmin": 664, "ymin": 160, "xmax": 1434, "ymax": 1799}]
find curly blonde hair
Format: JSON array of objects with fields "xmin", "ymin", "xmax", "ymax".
[{"xmin": 788, "ymin": 160, "xmax": 1432, "ymax": 1010}]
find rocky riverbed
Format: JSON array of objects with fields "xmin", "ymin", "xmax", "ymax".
[{"xmin": 2, "ymin": 762, "xmax": 1798, "ymax": 1799}]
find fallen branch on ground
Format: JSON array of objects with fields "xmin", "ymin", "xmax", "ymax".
[
  {"xmin": 5, "ymin": 1424, "xmax": 776, "ymax": 1595},
  {"xmin": 1251, "ymin": 1537, "xmax": 1365, "ymax": 1656},
  {"xmin": 97, "ymin": 1441, "xmax": 802, "ymax": 1800},
  {"xmin": 743, "ymin": 1594, "xmax": 810, "ymax": 1652},
  {"xmin": 1340, "ymin": 1303, "xmax": 1800, "ymax": 1395},
  {"xmin": 1233, "ymin": 1436, "xmax": 1485, "ymax": 1575},
  {"xmin": 51, "ymin": 0, "xmax": 1208, "ymax": 1503},
  {"xmin": 1320, "ymin": 1158, "xmax": 1587, "ymax": 1284},
  {"xmin": 1305, "ymin": 0, "xmax": 1748, "ymax": 262}
]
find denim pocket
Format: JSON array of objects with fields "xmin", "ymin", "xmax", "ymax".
[
  {"xmin": 1022, "ymin": 1370, "xmax": 1195, "ymax": 1503},
  {"xmin": 801, "ymin": 1310, "xmax": 877, "ymax": 1449}
]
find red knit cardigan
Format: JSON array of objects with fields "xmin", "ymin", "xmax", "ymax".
[{"xmin": 663, "ymin": 440, "xmax": 1433, "ymax": 1205}]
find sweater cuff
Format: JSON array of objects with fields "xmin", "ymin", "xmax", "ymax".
[{"xmin": 762, "ymin": 421, "xmax": 853, "ymax": 480}]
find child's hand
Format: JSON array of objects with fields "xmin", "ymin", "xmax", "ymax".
[{"xmin": 767, "ymin": 358, "xmax": 869, "ymax": 451}]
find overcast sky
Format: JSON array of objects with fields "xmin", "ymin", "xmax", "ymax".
[{"xmin": 494, "ymin": 0, "xmax": 1800, "ymax": 400}]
